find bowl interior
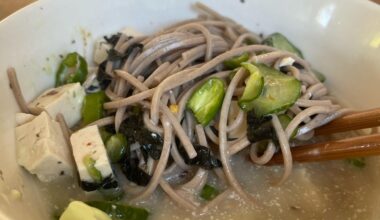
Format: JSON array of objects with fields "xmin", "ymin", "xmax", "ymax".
[{"xmin": 0, "ymin": 0, "xmax": 379, "ymax": 219}]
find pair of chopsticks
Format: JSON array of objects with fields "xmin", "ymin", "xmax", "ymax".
[{"xmin": 268, "ymin": 107, "xmax": 380, "ymax": 165}]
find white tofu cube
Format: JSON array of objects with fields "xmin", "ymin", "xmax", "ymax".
[
  {"xmin": 15, "ymin": 113, "xmax": 35, "ymax": 126},
  {"xmin": 15, "ymin": 112, "xmax": 73, "ymax": 182},
  {"xmin": 70, "ymin": 125, "xmax": 114, "ymax": 183},
  {"xmin": 28, "ymin": 83, "xmax": 85, "ymax": 128},
  {"xmin": 93, "ymin": 39, "xmax": 112, "ymax": 65}
]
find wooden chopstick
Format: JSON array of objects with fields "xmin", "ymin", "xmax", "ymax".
[
  {"xmin": 267, "ymin": 133, "xmax": 380, "ymax": 165},
  {"xmin": 315, "ymin": 107, "xmax": 380, "ymax": 135},
  {"xmin": 265, "ymin": 107, "xmax": 380, "ymax": 165}
]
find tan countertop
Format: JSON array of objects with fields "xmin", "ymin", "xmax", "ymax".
[
  {"xmin": 0, "ymin": 0, "xmax": 35, "ymax": 20},
  {"xmin": 1, "ymin": 0, "xmax": 379, "ymax": 20}
]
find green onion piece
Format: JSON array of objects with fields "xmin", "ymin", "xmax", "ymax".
[
  {"xmin": 86, "ymin": 201, "xmax": 149, "ymax": 220},
  {"xmin": 82, "ymin": 91, "xmax": 107, "ymax": 125},
  {"xmin": 83, "ymin": 155, "xmax": 103, "ymax": 183},
  {"xmin": 106, "ymin": 134, "xmax": 128, "ymax": 163},
  {"xmin": 200, "ymin": 184, "xmax": 219, "ymax": 201},
  {"xmin": 187, "ymin": 78, "xmax": 225, "ymax": 126},
  {"xmin": 223, "ymin": 52, "xmax": 250, "ymax": 70},
  {"xmin": 238, "ymin": 62, "xmax": 264, "ymax": 110},
  {"xmin": 262, "ymin": 33, "xmax": 304, "ymax": 58},
  {"xmin": 346, "ymin": 158, "xmax": 366, "ymax": 168},
  {"xmin": 278, "ymin": 114, "xmax": 298, "ymax": 138},
  {"xmin": 55, "ymin": 52, "xmax": 88, "ymax": 86}
]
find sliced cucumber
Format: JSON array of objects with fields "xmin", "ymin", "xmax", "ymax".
[
  {"xmin": 223, "ymin": 52, "xmax": 250, "ymax": 70},
  {"xmin": 238, "ymin": 62, "xmax": 264, "ymax": 110},
  {"xmin": 242, "ymin": 64, "xmax": 301, "ymax": 117},
  {"xmin": 263, "ymin": 33, "xmax": 304, "ymax": 58}
]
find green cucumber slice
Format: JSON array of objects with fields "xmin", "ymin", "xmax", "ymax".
[
  {"xmin": 242, "ymin": 64, "xmax": 301, "ymax": 117},
  {"xmin": 263, "ymin": 33, "xmax": 303, "ymax": 58},
  {"xmin": 238, "ymin": 62, "xmax": 264, "ymax": 110}
]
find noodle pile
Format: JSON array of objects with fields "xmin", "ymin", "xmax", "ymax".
[{"xmin": 8, "ymin": 2, "xmax": 349, "ymax": 211}]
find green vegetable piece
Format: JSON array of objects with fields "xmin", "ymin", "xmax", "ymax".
[
  {"xmin": 56, "ymin": 52, "xmax": 88, "ymax": 86},
  {"xmin": 241, "ymin": 64, "xmax": 301, "ymax": 117},
  {"xmin": 106, "ymin": 134, "xmax": 128, "ymax": 163},
  {"xmin": 82, "ymin": 91, "xmax": 107, "ymax": 125},
  {"xmin": 262, "ymin": 33, "xmax": 304, "ymax": 58},
  {"xmin": 83, "ymin": 155, "xmax": 103, "ymax": 183},
  {"xmin": 278, "ymin": 114, "xmax": 298, "ymax": 138},
  {"xmin": 313, "ymin": 69, "xmax": 326, "ymax": 82},
  {"xmin": 87, "ymin": 201, "xmax": 149, "ymax": 220},
  {"xmin": 187, "ymin": 78, "xmax": 225, "ymax": 126},
  {"xmin": 238, "ymin": 62, "xmax": 264, "ymax": 110},
  {"xmin": 223, "ymin": 52, "xmax": 250, "ymax": 69},
  {"xmin": 59, "ymin": 201, "xmax": 111, "ymax": 220},
  {"xmin": 200, "ymin": 184, "xmax": 219, "ymax": 201},
  {"xmin": 346, "ymin": 158, "xmax": 366, "ymax": 168},
  {"xmin": 99, "ymin": 128, "xmax": 113, "ymax": 143}
]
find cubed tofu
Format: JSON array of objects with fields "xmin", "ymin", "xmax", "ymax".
[
  {"xmin": 15, "ymin": 111, "xmax": 73, "ymax": 182},
  {"xmin": 28, "ymin": 83, "xmax": 85, "ymax": 128},
  {"xmin": 70, "ymin": 125, "xmax": 114, "ymax": 184},
  {"xmin": 15, "ymin": 113, "xmax": 35, "ymax": 126},
  {"xmin": 93, "ymin": 39, "xmax": 112, "ymax": 65}
]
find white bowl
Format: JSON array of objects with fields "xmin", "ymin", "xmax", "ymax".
[{"xmin": 0, "ymin": 0, "xmax": 379, "ymax": 219}]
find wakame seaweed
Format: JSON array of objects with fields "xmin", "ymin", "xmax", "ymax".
[
  {"xmin": 107, "ymin": 48, "xmax": 127, "ymax": 62},
  {"xmin": 179, "ymin": 144, "xmax": 222, "ymax": 170},
  {"xmin": 96, "ymin": 61, "xmax": 112, "ymax": 90},
  {"xmin": 119, "ymin": 108, "xmax": 163, "ymax": 160},
  {"xmin": 246, "ymin": 111, "xmax": 278, "ymax": 144},
  {"xmin": 120, "ymin": 156, "xmax": 151, "ymax": 186},
  {"xmin": 139, "ymin": 130, "xmax": 163, "ymax": 160},
  {"xmin": 80, "ymin": 175, "xmax": 119, "ymax": 192},
  {"xmin": 107, "ymin": 43, "xmax": 144, "ymax": 62},
  {"xmin": 104, "ymin": 33, "xmax": 122, "ymax": 46}
]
